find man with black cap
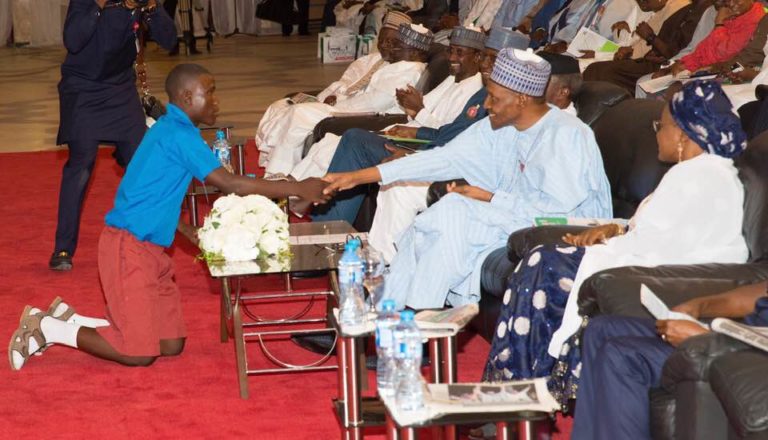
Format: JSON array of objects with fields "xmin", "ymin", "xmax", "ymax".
[
  {"xmin": 539, "ymin": 52, "xmax": 583, "ymax": 115},
  {"xmin": 259, "ymin": 23, "xmax": 434, "ymax": 178},
  {"xmin": 322, "ymin": 47, "xmax": 612, "ymax": 311}
]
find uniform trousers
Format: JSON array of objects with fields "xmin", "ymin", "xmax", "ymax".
[
  {"xmin": 55, "ymin": 136, "xmax": 142, "ymax": 254},
  {"xmin": 572, "ymin": 315, "xmax": 675, "ymax": 440}
]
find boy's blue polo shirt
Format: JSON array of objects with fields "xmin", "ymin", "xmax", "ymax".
[{"xmin": 105, "ymin": 104, "xmax": 221, "ymax": 247}]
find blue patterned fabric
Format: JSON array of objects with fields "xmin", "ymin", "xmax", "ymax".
[
  {"xmin": 490, "ymin": 48, "xmax": 551, "ymax": 97},
  {"xmin": 484, "ymin": 243, "xmax": 585, "ymax": 404},
  {"xmin": 670, "ymin": 81, "xmax": 747, "ymax": 159},
  {"xmin": 450, "ymin": 26, "xmax": 487, "ymax": 50},
  {"xmin": 486, "ymin": 27, "xmax": 531, "ymax": 51},
  {"xmin": 398, "ymin": 23, "xmax": 434, "ymax": 51}
]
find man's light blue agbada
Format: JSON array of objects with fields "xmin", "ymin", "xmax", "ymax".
[{"xmin": 376, "ymin": 107, "xmax": 613, "ymax": 310}]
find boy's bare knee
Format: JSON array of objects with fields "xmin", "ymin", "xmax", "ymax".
[{"xmin": 160, "ymin": 338, "xmax": 186, "ymax": 357}]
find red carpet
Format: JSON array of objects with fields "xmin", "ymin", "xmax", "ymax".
[{"xmin": 0, "ymin": 145, "xmax": 572, "ymax": 439}]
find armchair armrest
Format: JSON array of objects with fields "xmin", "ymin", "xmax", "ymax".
[
  {"xmin": 709, "ymin": 349, "xmax": 768, "ymax": 436},
  {"xmin": 310, "ymin": 114, "xmax": 408, "ymax": 143},
  {"xmin": 577, "ymin": 262, "xmax": 768, "ymax": 318},
  {"xmin": 662, "ymin": 332, "xmax": 751, "ymax": 386},
  {"xmin": 506, "ymin": 225, "xmax": 590, "ymax": 262}
]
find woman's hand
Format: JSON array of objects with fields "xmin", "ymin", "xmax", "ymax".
[
  {"xmin": 656, "ymin": 320, "xmax": 710, "ymax": 346},
  {"xmin": 562, "ymin": 224, "xmax": 624, "ymax": 247},
  {"xmin": 446, "ymin": 182, "xmax": 493, "ymax": 202}
]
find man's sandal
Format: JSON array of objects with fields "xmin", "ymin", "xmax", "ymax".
[{"xmin": 8, "ymin": 306, "xmax": 47, "ymax": 371}]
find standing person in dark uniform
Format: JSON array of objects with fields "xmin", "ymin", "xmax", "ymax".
[
  {"xmin": 50, "ymin": 0, "xmax": 176, "ymax": 271},
  {"xmin": 283, "ymin": 0, "xmax": 310, "ymax": 36}
]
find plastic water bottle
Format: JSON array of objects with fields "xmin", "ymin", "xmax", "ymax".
[
  {"xmin": 394, "ymin": 310, "xmax": 425, "ymax": 411},
  {"xmin": 338, "ymin": 239, "xmax": 366, "ymax": 327},
  {"xmin": 375, "ymin": 299, "xmax": 399, "ymax": 396},
  {"xmin": 212, "ymin": 130, "xmax": 233, "ymax": 173}
]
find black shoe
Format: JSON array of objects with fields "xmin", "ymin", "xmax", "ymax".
[
  {"xmin": 168, "ymin": 43, "xmax": 179, "ymax": 56},
  {"xmin": 290, "ymin": 331, "xmax": 336, "ymax": 355},
  {"xmin": 49, "ymin": 251, "xmax": 73, "ymax": 271}
]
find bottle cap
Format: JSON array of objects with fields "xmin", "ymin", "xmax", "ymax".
[
  {"xmin": 400, "ymin": 310, "xmax": 415, "ymax": 321},
  {"xmin": 215, "ymin": 130, "xmax": 226, "ymax": 140},
  {"xmin": 381, "ymin": 299, "xmax": 396, "ymax": 312}
]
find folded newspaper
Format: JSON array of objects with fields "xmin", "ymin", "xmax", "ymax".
[
  {"xmin": 640, "ymin": 284, "xmax": 709, "ymax": 329},
  {"xmin": 381, "ymin": 378, "xmax": 560, "ymax": 427},
  {"xmin": 711, "ymin": 318, "xmax": 768, "ymax": 353},
  {"xmin": 333, "ymin": 304, "xmax": 478, "ymax": 338},
  {"xmin": 414, "ymin": 303, "xmax": 479, "ymax": 336}
]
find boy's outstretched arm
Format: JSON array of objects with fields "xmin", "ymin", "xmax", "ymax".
[{"xmin": 205, "ymin": 168, "xmax": 332, "ymax": 204}]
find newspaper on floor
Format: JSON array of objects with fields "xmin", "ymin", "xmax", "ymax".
[
  {"xmin": 711, "ymin": 318, "xmax": 768, "ymax": 352},
  {"xmin": 382, "ymin": 378, "xmax": 560, "ymax": 427},
  {"xmin": 640, "ymin": 284, "xmax": 709, "ymax": 329}
]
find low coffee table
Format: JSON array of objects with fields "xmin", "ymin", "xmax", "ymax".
[
  {"xmin": 207, "ymin": 220, "xmax": 359, "ymax": 399},
  {"xmin": 380, "ymin": 379, "xmax": 558, "ymax": 440}
]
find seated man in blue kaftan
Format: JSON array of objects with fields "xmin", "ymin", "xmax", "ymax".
[{"xmin": 322, "ymin": 47, "xmax": 612, "ymax": 311}]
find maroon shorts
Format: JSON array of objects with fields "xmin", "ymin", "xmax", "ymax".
[{"xmin": 96, "ymin": 226, "xmax": 186, "ymax": 357}]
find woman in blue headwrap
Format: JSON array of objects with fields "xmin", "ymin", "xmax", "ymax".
[{"xmin": 481, "ymin": 80, "xmax": 749, "ymax": 408}]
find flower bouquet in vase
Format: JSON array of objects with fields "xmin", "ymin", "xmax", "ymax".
[{"xmin": 198, "ymin": 194, "xmax": 290, "ymax": 263}]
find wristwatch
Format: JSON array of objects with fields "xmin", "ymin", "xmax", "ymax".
[{"xmin": 645, "ymin": 33, "xmax": 656, "ymax": 45}]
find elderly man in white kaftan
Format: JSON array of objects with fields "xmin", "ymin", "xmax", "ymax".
[
  {"xmin": 324, "ymin": 48, "xmax": 612, "ymax": 310},
  {"xmin": 255, "ymin": 12, "xmax": 411, "ymax": 166},
  {"xmin": 290, "ymin": 25, "xmax": 486, "ymax": 181},
  {"xmin": 260, "ymin": 23, "xmax": 433, "ymax": 177}
]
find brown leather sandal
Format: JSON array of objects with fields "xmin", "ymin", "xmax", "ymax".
[
  {"xmin": 8, "ymin": 306, "xmax": 47, "ymax": 371},
  {"xmin": 47, "ymin": 296, "xmax": 76, "ymax": 322}
]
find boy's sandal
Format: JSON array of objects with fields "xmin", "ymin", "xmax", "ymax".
[
  {"xmin": 8, "ymin": 306, "xmax": 48, "ymax": 371},
  {"xmin": 47, "ymin": 296, "xmax": 76, "ymax": 322}
]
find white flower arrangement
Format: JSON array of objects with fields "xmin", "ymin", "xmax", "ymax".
[{"xmin": 198, "ymin": 194, "xmax": 290, "ymax": 262}]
